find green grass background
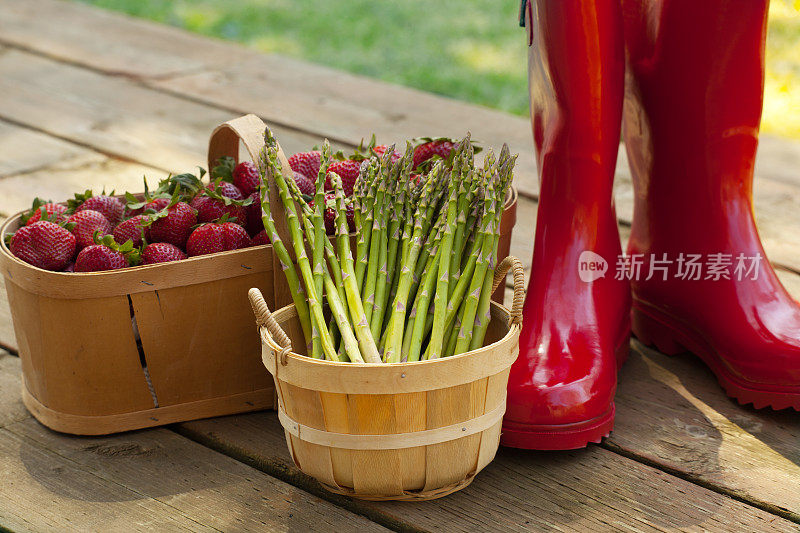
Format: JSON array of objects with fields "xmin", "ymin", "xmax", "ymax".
[{"xmin": 77, "ymin": 0, "xmax": 800, "ymax": 139}]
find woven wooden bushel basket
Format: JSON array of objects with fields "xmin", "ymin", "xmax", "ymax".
[{"xmin": 249, "ymin": 256, "xmax": 524, "ymax": 501}]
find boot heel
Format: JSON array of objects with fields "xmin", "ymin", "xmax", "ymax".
[{"xmin": 632, "ymin": 306, "xmax": 685, "ymax": 355}]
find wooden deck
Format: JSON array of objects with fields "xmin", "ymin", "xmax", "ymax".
[{"xmin": 0, "ymin": 1, "xmax": 799, "ymax": 530}]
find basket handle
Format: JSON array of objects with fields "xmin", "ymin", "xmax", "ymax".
[
  {"xmin": 207, "ymin": 114, "xmax": 266, "ymax": 171},
  {"xmin": 491, "ymin": 256, "xmax": 525, "ymax": 326},
  {"xmin": 209, "ymin": 115, "xmax": 296, "ymax": 306},
  {"xmin": 248, "ymin": 288, "xmax": 292, "ymax": 350}
]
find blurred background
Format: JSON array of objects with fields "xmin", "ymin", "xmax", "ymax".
[{"xmin": 76, "ymin": 0, "xmax": 800, "ymax": 139}]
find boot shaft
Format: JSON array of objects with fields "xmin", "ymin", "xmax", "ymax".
[{"xmin": 623, "ymin": 0, "xmax": 770, "ymax": 255}]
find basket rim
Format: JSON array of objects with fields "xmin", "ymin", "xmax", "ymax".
[
  {"xmin": 262, "ymin": 300, "xmax": 518, "ymax": 369},
  {"xmin": 260, "ymin": 301, "xmax": 520, "ymax": 394}
]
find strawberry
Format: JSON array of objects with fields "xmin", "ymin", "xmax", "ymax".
[
  {"xmin": 327, "ymin": 159, "xmax": 362, "ymax": 196},
  {"xmin": 74, "ymin": 245, "xmax": 128, "ymax": 272},
  {"xmin": 69, "ymin": 191, "xmax": 125, "ymax": 226},
  {"xmin": 147, "ymin": 201, "xmax": 197, "ymax": 248},
  {"xmin": 143, "ymin": 197, "xmax": 171, "ymax": 213},
  {"xmin": 68, "ymin": 210, "xmax": 113, "ymax": 250},
  {"xmin": 10, "ymin": 221, "xmax": 76, "ymax": 271},
  {"xmin": 233, "ymin": 161, "xmax": 260, "ymax": 196},
  {"xmin": 191, "ymin": 194, "xmax": 248, "ymax": 227},
  {"xmin": 74, "ymin": 234, "xmax": 141, "ymax": 272},
  {"xmin": 244, "ymin": 191, "xmax": 263, "ymax": 236},
  {"xmin": 142, "ymin": 242, "xmax": 187, "ymax": 265},
  {"xmin": 186, "ymin": 222, "xmax": 251, "ymax": 257},
  {"xmin": 22, "ymin": 199, "xmax": 68, "ymax": 226},
  {"xmin": 125, "ymin": 195, "xmax": 171, "ymax": 218},
  {"xmin": 294, "ymin": 171, "xmax": 315, "ymax": 196},
  {"xmin": 63, "ymin": 263, "xmax": 75, "ymax": 272},
  {"xmin": 251, "ymin": 230, "xmax": 270, "ymax": 246},
  {"xmin": 412, "ymin": 138, "xmax": 456, "ymax": 169},
  {"xmin": 288, "ymin": 151, "xmax": 322, "ymax": 179},
  {"xmin": 125, "ymin": 173, "xmax": 198, "ymax": 217},
  {"xmin": 208, "ymin": 181, "xmax": 244, "ymax": 200},
  {"xmin": 373, "ymin": 144, "xmax": 402, "ymax": 164},
  {"xmin": 313, "ymin": 192, "xmax": 354, "ymax": 235},
  {"xmin": 112, "ymin": 215, "xmax": 149, "ymax": 247}
]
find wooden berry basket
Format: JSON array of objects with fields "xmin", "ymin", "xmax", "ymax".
[
  {"xmin": 0, "ymin": 115, "xmax": 284, "ymax": 435},
  {"xmin": 250, "ymin": 256, "xmax": 524, "ymax": 501}
]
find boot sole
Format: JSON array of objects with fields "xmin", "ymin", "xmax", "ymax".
[
  {"xmin": 632, "ymin": 300, "xmax": 800, "ymax": 411},
  {"xmin": 500, "ymin": 403, "xmax": 615, "ymax": 450}
]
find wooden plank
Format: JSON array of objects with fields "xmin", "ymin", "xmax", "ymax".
[
  {"xmin": 0, "ymin": 356, "xmax": 389, "ymax": 533},
  {"xmin": 0, "ymin": 0, "xmax": 539, "ymax": 196},
  {"xmin": 0, "ymin": 264, "xmax": 15, "ymax": 355},
  {"xmin": 0, "ymin": 153, "xmax": 158, "ymax": 217},
  {"xmin": 176, "ymin": 413, "xmax": 793, "ymax": 532},
  {"xmin": 0, "ymin": 119, "xmax": 86, "ymax": 179},
  {"xmin": 0, "ymin": 49, "xmax": 340, "ymax": 175},
  {"xmin": 0, "ymin": 352, "xmax": 27, "ymax": 428},
  {"xmin": 0, "ymin": 0, "xmax": 237, "ymax": 78},
  {"xmin": 608, "ymin": 341, "xmax": 800, "ymax": 522}
]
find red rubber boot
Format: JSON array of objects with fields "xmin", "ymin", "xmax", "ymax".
[
  {"xmin": 501, "ymin": 0, "xmax": 631, "ymax": 450},
  {"xmin": 623, "ymin": 0, "xmax": 800, "ymax": 410}
]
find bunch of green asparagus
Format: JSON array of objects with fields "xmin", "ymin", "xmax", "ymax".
[{"xmin": 258, "ymin": 128, "xmax": 516, "ymax": 363}]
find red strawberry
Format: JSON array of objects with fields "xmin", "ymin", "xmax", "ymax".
[
  {"xmin": 74, "ymin": 194, "xmax": 125, "ymax": 225},
  {"xmin": 191, "ymin": 194, "xmax": 247, "ymax": 226},
  {"xmin": 327, "ymin": 159, "xmax": 361, "ymax": 196},
  {"xmin": 288, "ymin": 151, "xmax": 322, "ymax": 179},
  {"xmin": 208, "ymin": 181, "xmax": 244, "ymax": 200},
  {"xmin": 186, "ymin": 222, "xmax": 251, "ymax": 257},
  {"xmin": 244, "ymin": 191, "xmax": 263, "ymax": 236},
  {"xmin": 313, "ymin": 192, "xmax": 354, "ymax": 235},
  {"xmin": 68, "ymin": 210, "xmax": 113, "ymax": 250},
  {"xmin": 251, "ymin": 230, "xmax": 270, "ymax": 246},
  {"xmin": 148, "ymin": 202, "xmax": 197, "ymax": 248},
  {"xmin": 63, "ymin": 263, "xmax": 75, "ymax": 272},
  {"xmin": 373, "ymin": 145, "xmax": 402, "ymax": 163},
  {"xmin": 294, "ymin": 171, "xmax": 315, "ymax": 196},
  {"xmin": 10, "ymin": 221, "xmax": 76, "ymax": 271},
  {"xmin": 142, "ymin": 242, "xmax": 187, "ymax": 265},
  {"xmin": 125, "ymin": 194, "xmax": 171, "ymax": 218},
  {"xmin": 113, "ymin": 215, "xmax": 149, "ymax": 247},
  {"xmin": 74, "ymin": 244, "xmax": 128, "ymax": 272},
  {"xmin": 144, "ymin": 197, "xmax": 170, "ymax": 213},
  {"xmin": 412, "ymin": 139, "xmax": 455, "ymax": 169},
  {"xmin": 23, "ymin": 201, "xmax": 68, "ymax": 226},
  {"xmin": 233, "ymin": 161, "xmax": 260, "ymax": 196}
]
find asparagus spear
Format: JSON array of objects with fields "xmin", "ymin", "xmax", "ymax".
[
  {"xmin": 453, "ymin": 169, "xmax": 497, "ymax": 355},
  {"xmin": 383, "ymin": 164, "xmax": 441, "ymax": 362},
  {"xmin": 322, "ymin": 263, "xmax": 364, "ymax": 362},
  {"xmin": 256, "ymin": 146, "xmax": 312, "ymax": 349},
  {"xmin": 311, "ymin": 142, "xmax": 331, "ymax": 359},
  {"xmin": 426, "ymin": 177, "xmax": 458, "ymax": 360},
  {"xmin": 470, "ymin": 151, "xmax": 516, "ymax": 351},
  {"xmin": 369, "ymin": 218, "xmax": 389, "ymax": 340},
  {"xmin": 264, "ymin": 127, "xmax": 338, "ymax": 361},
  {"xmin": 362, "ymin": 157, "xmax": 388, "ymax": 325},
  {"xmin": 354, "ymin": 158, "xmax": 379, "ymax": 291},
  {"xmin": 330, "ymin": 172, "xmax": 383, "ymax": 363}
]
